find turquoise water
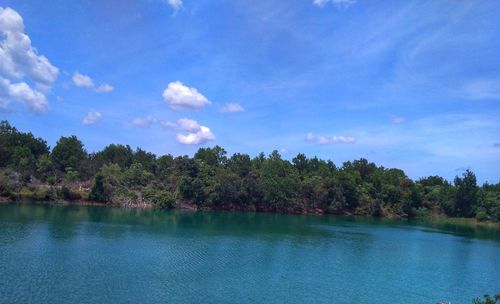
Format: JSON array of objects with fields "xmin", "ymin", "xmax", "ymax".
[{"xmin": 0, "ymin": 204, "xmax": 498, "ymax": 304}]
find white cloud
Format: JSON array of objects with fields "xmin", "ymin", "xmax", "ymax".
[
  {"xmin": 95, "ymin": 83, "xmax": 114, "ymax": 93},
  {"xmin": 160, "ymin": 120, "xmax": 177, "ymax": 129},
  {"xmin": 162, "ymin": 118, "xmax": 215, "ymax": 145},
  {"xmin": 162, "ymin": 81, "xmax": 211, "ymax": 110},
  {"xmin": 177, "ymin": 118, "xmax": 202, "ymax": 132},
  {"xmin": 72, "ymin": 72, "xmax": 94, "ymax": 88},
  {"xmin": 306, "ymin": 132, "xmax": 315, "ymax": 142},
  {"xmin": 464, "ymin": 80, "xmax": 500, "ymax": 100},
  {"xmin": 177, "ymin": 126, "xmax": 215, "ymax": 145},
  {"xmin": 0, "ymin": 7, "xmax": 58, "ymax": 113},
  {"xmin": 82, "ymin": 110, "xmax": 102, "ymax": 125},
  {"xmin": 72, "ymin": 72, "xmax": 114, "ymax": 93},
  {"xmin": 306, "ymin": 132, "xmax": 356, "ymax": 144},
  {"xmin": 313, "ymin": 0, "xmax": 356, "ymax": 8},
  {"xmin": 0, "ymin": 77, "xmax": 48, "ymax": 113},
  {"xmin": 132, "ymin": 116, "xmax": 156, "ymax": 127},
  {"xmin": 219, "ymin": 103, "xmax": 244, "ymax": 113},
  {"xmin": 391, "ymin": 115, "xmax": 405, "ymax": 124},
  {"xmin": 166, "ymin": 0, "xmax": 183, "ymax": 11}
]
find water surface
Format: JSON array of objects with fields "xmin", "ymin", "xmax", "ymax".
[{"xmin": 0, "ymin": 204, "xmax": 499, "ymax": 304}]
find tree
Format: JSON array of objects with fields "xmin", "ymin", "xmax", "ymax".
[
  {"xmin": 0, "ymin": 120, "xmax": 49, "ymax": 172},
  {"xmin": 1, "ymin": 119, "xmax": 498, "ymax": 220},
  {"xmin": 89, "ymin": 164, "xmax": 124, "ymax": 203},
  {"xmin": 11, "ymin": 146, "xmax": 35, "ymax": 175},
  {"xmin": 36, "ymin": 154, "xmax": 54, "ymax": 181},
  {"xmin": 292, "ymin": 153, "xmax": 308, "ymax": 175},
  {"xmin": 94, "ymin": 144, "xmax": 133, "ymax": 169},
  {"xmin": 156, "ymin": 154, "xmax": 174, "ymax": 181},
  {"xmin": 51, "ymin": 136, "xmax": 86, "ymax": 173},
  {"xmin": 343, "ymin": 158, "xmax": 377, "ymax": 182},
  {"xmin": 194, "ymin": 146, "xmax": 227, "ymax": 167},
  {"xmin": 89, "ymin": 174, "xmax": 109, "ymax": 202},
  {"xmin": 133, "ymin": 148, "xmax": 157, "ymax": 173},
  {"xmin": 124, "ymin": 163, "xmax": 154, "ymax": 187},
  {"xmin": 227, "ymin": 153, "xmax": 252, "ymax": 177},
  {"xmin": 454, "ymin": 170, "xmax": 478, "ymax": 217},
  {"xmin": 259, "ymin": 151, "xmax": 299, "ymax": 209}
]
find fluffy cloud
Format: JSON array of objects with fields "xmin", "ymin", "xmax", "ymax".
[
  {"xmin": 0, "ymin": 77, "xmax": 48, "ymax": 113},
  {"xmin": 391, "ymin": 115, "xmax": 405, "ymax": 124},
  {"xmin": 177, "ymin": 126, "xmax": 215, "ymax": 145},
  {"xmin": 160, "ymin": 120, "xmax": 177, "ymax": 129},
  {"xmin": 0, "ymin": 7, "xmax": 58, "ymax": 113},
  {"xmin": 313, "ymin": 0, "xmax": 356, "ymax": 8},
  {"xmin": 72, "ymin": 72, "xmax": 114, "ymax": 93},
  {"xmin": 132, "ymin": 116, "xmax": 156, "ymax": 127},
  {"xmin": 95, "ymin": 83, "xmax": 114, "ymax": 93},
  {"xmin": 82, "ymin": 110, "xmax": 102, "ymax": 125},
  {"xmin": 72, "ymin": 72, "xmax": 94, "ymax": 88},
  {"xmin": 166, "ymin": 0, "xmax": 183, "ymax": 11},
  {"xmin": 464, "ymin": 80, "xmax": 500, "ymax": 100},
  {"xmin": 306, "ymin": 132, "xmax": 355, "ymax": 144},
  {"xmin": 219, "ymin": 103, "xmax": 244, "ymax": 113},
  {"xmin": 162, "ymin": 118, "xmax": 215, "ymax": 145},
  {"xmin": 162, "ymin": 81, "xmax": 211, "ymax": 110}
]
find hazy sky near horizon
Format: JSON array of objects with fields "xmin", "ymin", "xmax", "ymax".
[{"xmin": 0, "ymin": 0, "xmax": 499, "ymax": 182}]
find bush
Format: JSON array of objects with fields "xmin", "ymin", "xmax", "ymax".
[
  {"xmin": 125, "ymin": 163, "xmax": 154, "ymax": 187},
  {"xmin": 476, "ymin": 209, "xmax": 489, "ymax": 222},
  {"xmin": 143, "ymin": 188, "xmax": 175, "ymax": 209},
  {"xmin": 0, "ymin": 170, "xmax": 22, "ymax": 197},
  {"xmin": 60, "ymin": 186, "xmax": 81, "ymax": 201},
  {"xmin": 47, "ymin": 175, "xmax": 56, "ymax": 185},
  {"xmin": 89, "ymin": 174, "xmax": 111, "ymax": 202},
  {"xmin": 16, "ymin": 186, "xmax": 58, "ymax": 201},
  {"xmin": 415, "ymin": 207, "xmax": 431, "ymax": 218}
]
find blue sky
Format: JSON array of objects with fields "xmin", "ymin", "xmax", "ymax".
[{"xmin": 0, "ymin": 0, "xmax": 499, "ymax": 182}]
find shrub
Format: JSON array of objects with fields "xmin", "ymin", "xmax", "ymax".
[
  {"xmin": 47, "ymin": 175, "xmax": 56, "ymax": 185},
  {"xmin": 143, "ymin": 188, "xmax": 175, "ymax": 209},
  {"xmin": 475, "ymin": 209, "xmax": 489, "ymax": 222},
  {"xmin": 89, "ymin": 174, "xmax": 111, "ymax": 202},
  {"xmin": 60, "ymin": 186, "xmax": 81, "ymax": 201}
]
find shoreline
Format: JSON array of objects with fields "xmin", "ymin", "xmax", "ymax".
[{"xmin": 2, "ymin": 197, "xmax": 499, "ymax": 229}]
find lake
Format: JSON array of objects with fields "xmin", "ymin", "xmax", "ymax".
[{"xmin": 0, "ymin": 204, "xmax": 498, "ymax": 304}]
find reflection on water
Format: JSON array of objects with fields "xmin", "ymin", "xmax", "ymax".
[
  {"xmin": 0, "ymin": 204, "xmax": 499, "ymax": 304},
  {"xmin": 2, "ymin": 204, "xmax": 499, "ymax": 241}
]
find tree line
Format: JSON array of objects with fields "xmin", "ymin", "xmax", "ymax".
[{"xmin": 0, "ymin": 120, "xmax": 499, "ymax": 221}]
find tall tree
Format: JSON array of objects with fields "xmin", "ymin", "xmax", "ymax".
[
  {"xmin": 454, "ymin": 170, "xmax": 478, "ymax": 217},
  {"xmin": 51, "ymin": 136, "xmax": 86, "ymax": 173}
]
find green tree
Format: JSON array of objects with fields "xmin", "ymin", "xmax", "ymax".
[
  {"xmin": 89, "ymin": 174, "xmax": 109, "ymax": 202},
  {"xmin": 124, "ymin": 163, "xmax": 154, "ymax": 187},
  {"xmin": 227, "ymin": 153, "xmax": 251, "ymax": 177},
  {"xmin": 454, "ymin": 170, "xmax": 478, "ymax": 217},
  {"xmin": 51, "ymin": 136, "xmax": 86, "ymax": 173},
  {"xmin": 259, "ymin": 151, "xmax": 299, "ymax": 209},
  {"xmin": 194, "ymin": 146, "xmax": 227, "ymax": 167},
  {"xmin": 0, "ymin": 120, "xmax": 49, "ymax": 173},
  {"xmin": 89, "ymin": 164, "xmax": 124, "ymax": 203},
  {"xmin": 36, "ymin": 154, "xmax": 54, "ymax": 181},
  {"xmin": 94, "ymin": 144, "xmax": 133, "ymax": 169},
  {"xmin": 133, "ymin": 148, "xmax": 157, "ymax": 173}
]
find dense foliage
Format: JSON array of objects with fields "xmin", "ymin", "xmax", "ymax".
[{"xmin": 1, "ymin": 120, "xmax": 499, "ymax": 220}]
